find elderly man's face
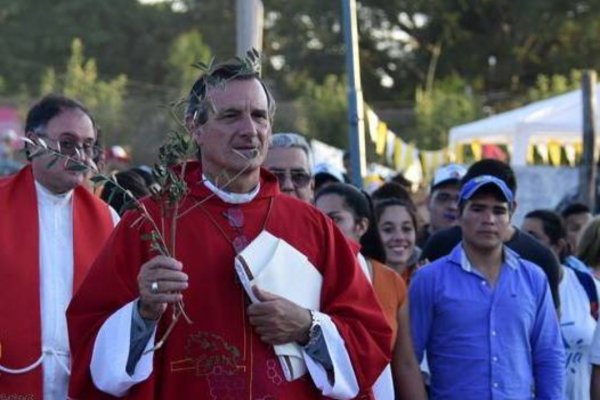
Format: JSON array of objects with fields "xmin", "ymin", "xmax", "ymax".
[
  {"xmin": 264, "ymin": 147, "xmax": 314, "ymax": 203},
  {"xmin": 193, "ymin": 78, "xmax": 271, "ymax": 188}
]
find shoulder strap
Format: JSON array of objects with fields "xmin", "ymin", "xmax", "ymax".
[{"xmin": 568, "ymin": 266, "xmax": 599, "ymax": 320}]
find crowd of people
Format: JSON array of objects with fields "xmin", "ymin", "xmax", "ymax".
[{"xmin": 1, "ymin": 56, "xmax": 600, "ymax": 400}]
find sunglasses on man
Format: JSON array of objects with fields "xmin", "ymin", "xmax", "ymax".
[{"xmin": 269, "ymin": 168, "xmax": 312, "ymax": 189}]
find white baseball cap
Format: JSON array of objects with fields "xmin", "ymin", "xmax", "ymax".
[
  {"xmin": 431, "ymin": 164, "xmax": 467, "ymax": 190},
  {"xmin": 313, "ymin": 162, "xmax": 345, "ymax": 183}
]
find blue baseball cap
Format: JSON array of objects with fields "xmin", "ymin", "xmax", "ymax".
[{"xmin": 459, "ymin": 175, "xmax": 514, "ymax": 206}]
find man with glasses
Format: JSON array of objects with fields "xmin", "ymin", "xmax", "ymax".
[
  {"xmin": 0, "ymin": 94, "xmax": 118, "ymax": 399},
  {"xmin": 417, "ymin": 164, "xmax": 466, "ymax": 247},
  {"xmin": 67, "ymin": 57, "xmax": 390, "ymax": 399},
  {"xmin": 263, "ymin": 132, "xmax": 314, "ymax": 203}
]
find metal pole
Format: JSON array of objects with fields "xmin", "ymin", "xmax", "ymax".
[
  {"xmin": 236, "ymin": 0, "xmax": 264, "ymax": 57},
  {"xmin": 341, "ymin": 0, "xmax": 365, "ymax": 187},
  {"xmin": 580, "ymin": 71, "xmax": 598, "ymax": 210}
]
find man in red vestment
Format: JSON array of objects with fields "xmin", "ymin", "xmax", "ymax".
[
  {"xmin": 67, "ymin": 58, "xmax": 391, "ymax": 399},
  {"xmin": 0, "ymin": 95, "xmax": 117, "ymax": 399}
]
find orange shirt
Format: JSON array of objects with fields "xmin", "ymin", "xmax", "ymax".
[{"xmin": 370, "ymin": 259, "xmax": 407, "ymax": 349}]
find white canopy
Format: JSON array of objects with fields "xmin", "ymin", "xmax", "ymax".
[{"xmin": 449, "ymin": 85, "xmax": 600, "ymax": 165}]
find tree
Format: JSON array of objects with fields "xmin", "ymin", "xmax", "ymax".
[
  {"xmin": 167, "ymin": 30, "xmax": 212, "ymax": 96},
  {"xmin": 40, "ymin": 39, "xmax": 128, "ymax": 145},
  {"xmin": 297, "ymin": 74, "xmax": 348, "ymax": 148},
  {"xmin": 413, "ymin": 75, "xmax": 481, "ymax": 149},
  {"xmin": 526, "ymin": 70, "xmax": 583, "ymax": 102},
  {"xmin": 362, "ymin": 0, "xmax": 600, "ymax": 94},
  {"xmin": 0, "ymin": 0, "xmax": 185, "ymax": 93}
]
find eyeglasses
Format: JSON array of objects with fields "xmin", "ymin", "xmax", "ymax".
[
  {"xmin": 270, "ymin": 168, "xmax": 312, "ymax": 189},
  {"xmin": 35, "ymin": 133, "xmax": 100, "ymax": 159},
  {"xmin": 433, "ymin": 192, "xmax": 459, "ymax": 204}
]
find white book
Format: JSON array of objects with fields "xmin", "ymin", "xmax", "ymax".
[{"xmin": 234, "ymin": 230, "xmax": 323, "ymax": 381}]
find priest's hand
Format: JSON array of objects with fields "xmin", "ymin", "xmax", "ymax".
[
  {"xmin": 247, "ymin": 286, "xmax": 312, "ymax": 345},
  {"xmin": 137, "ymin": 255, "xmax": 189, "ymax": 320}
]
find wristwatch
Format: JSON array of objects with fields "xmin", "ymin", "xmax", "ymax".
[{"xmin": 305, "ymin": 310, "xmax": 321, "ymax": 347}]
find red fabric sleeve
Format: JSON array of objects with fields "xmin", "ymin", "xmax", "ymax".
[
  {"xmin": 67, "ymin": 209, "xmax": 155, "ymax": 399},
  {"xmin": 317, "ymin": 216, "xmax": 392, "ymax": 397}
]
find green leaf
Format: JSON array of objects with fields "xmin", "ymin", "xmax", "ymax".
[
  {"xmin": 90, "ymin": 175, "xmax": 109, "ymax": 184},
  {"xmin": 46, "ymin": 155, "xmax": 60, "ymax": 169},
  {"xmin": 140, "ymin": 233, "xmax": 154, "ymax": 242},
  {"xmin": 106, "ymin": 188, "xmax": 118, "ymax": 206},
  {"xmin": 66, "ymin": 163, "xmax": 88, "ymax": 172}
]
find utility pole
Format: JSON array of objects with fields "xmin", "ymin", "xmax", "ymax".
[
  {"xmin": 580, "ymin": 70, "xmax": 598, "ymax": 210},
  {"xmin": 236, "ymin": 0, "xmax": 264, "ymax": 57},
  {"xmin": 341, "ymin": 0, "xmax": 366, "ymax": 187}
]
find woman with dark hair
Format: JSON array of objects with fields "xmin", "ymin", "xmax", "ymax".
[
  {"xmin": 373, "ymin": 197, "xmax": 420, "ymax": 283},
  {"xmin": 522, "ymin": 209, "xmax": 598, "ymax": 400},
  {"xmin": 100, "ymin": 169, "xmax": 151, "ymax": 215},
  {"xmin": 315, "ymin": 183, "xmax": 426, "ymax": 400}
]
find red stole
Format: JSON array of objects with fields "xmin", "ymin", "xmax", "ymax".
[{"xmin": 0, "ymin": 166, "xmax": 114, "ymax": 399}]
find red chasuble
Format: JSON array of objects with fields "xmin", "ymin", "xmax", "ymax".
[
  {"xmin": 67, "ymin": 161, "xmax": 391, "ymax": 400},
  {"xmin": 0, "ymin": 166, "xmax": 114, "ymax": 399}
]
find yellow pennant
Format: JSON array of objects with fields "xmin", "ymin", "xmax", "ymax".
[
  {"xmin": 548, "ymin": 140, "xmax": 562, "ymax": 166},
  {"xmin": 470, "ymin": 140, "xmax": 482, "ymax": 161},
  {"xmin": 375, "ymin": 122, "xmax": 387, "ymax": 155}
]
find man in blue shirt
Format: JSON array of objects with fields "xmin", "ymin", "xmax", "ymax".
[{"xmin": 410, "ymin": 175, "xmax": 564, "ymax": 399}]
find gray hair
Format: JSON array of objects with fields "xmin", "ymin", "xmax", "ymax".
[{"xmin": 269, "ymin": 132, "xmax": 314, "ymax": 171}]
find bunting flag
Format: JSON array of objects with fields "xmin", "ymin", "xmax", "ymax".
[
  {"xmin": 365, "ymin": 107, "xmax": 379, "ymax": 143},
  {"xmin": 470, "ymin": 140, "xmax": 482, "ymax": 161},
  {"xmin": 526, "ymin": 144, "xmax": 535, "ymax": 165},
  {"xmin": 536, "ymin": 143, "xmax": 549, "ymax": 164},
  {"xmin": 448, "ymin": 143, "xmax": 463, "ymax": 164},
  {"xmin": 386, "ymin": 130, "xmax": 396, "ymax": 164},
  {"xmin": 575, "ymin": 142, "xmax": 583, "ymax": 159},
  {"xmin": 548, "ymin": 140, "xmax": 562, "ymax": 166},
  {"xmin": 364, "ymin": 102, "xmax": 591, "ymax": 171},
  {"xmin": 375, "ymin": 121, "xmax": 387, "ymax": 156},
  {"xmin": 403, "ymin": 156, "xmax": 423, "ymax": 185},
  {"xmin": 393, "ymin": 138, "xmax": 417, "ymax": 171},
  {"xmin": 564, "ymin": 143, "xmax": 576, "ymax": 167},
  {"xmin": 420, "ymin": 149, "xmax": 446, "ymax": 180}
]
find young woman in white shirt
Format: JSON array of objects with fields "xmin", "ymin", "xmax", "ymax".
[{"xmin": 522, "ymin": 209, "xmax": 598, "ymax": 400}]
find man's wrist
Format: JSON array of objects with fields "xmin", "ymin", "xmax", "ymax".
[
  {"xmin": 137, "ymin": 300, "xmax": 161, "ymax": 321},
  {"xmin": 302, "ymin": 310, "xmax": 321, "ymax": 348},
  {"xmin": 296, "ymin": 309, "xmax": 314, "ymax": 345}
]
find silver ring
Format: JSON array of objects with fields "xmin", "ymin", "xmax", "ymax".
[{"xmin": 151, "ymin": 281, "xmax": 159, "ymax": 294}]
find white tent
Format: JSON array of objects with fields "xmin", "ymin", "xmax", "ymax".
[{"xmin": 448, "ymin": 85, "xmax": 600, "ymax": 165}]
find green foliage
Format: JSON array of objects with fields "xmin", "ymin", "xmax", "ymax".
[
  {"xmin": 262, "ymin": 0, "xmax": 345, "ymax": 97},
  {"xmin": 167, "ymin": 30, "xmax": 212, "ymax": 94},
  {"xmin": 1, "ymin": 0, "xmax": 600, "ymax": 161},
  {"xmin": 363, "ymin": 0, "xmax": 600, "ymax": 95},
  {"xmin": 297, "ymin": 75, "xmax": 349, "ymax": 148},
  {"xmin": 0, "ymin": 0, "xmax": 185, "ymax": 93},
  {"xmin": 178, "ymin": 0, "xmax": 237, "ymax": 60},
  {"xmin": 526, "ymin": 70, "xmax": 583, "ymax": 101},
  {"xmin": 414, "ymin": 76, "xmax": 481, "ymax": 149},
  {"xmin": 41, "ymin": 39, "xmax": 128, "ymax": 144}
]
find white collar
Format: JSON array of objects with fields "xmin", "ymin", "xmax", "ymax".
[
  {"xmin": 34, "ymin": 180, "xmax": 73, "ymax": 207},
  {"xmin": 202, "ymin": 174, "xmax": 260, "ymax": 204}
]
